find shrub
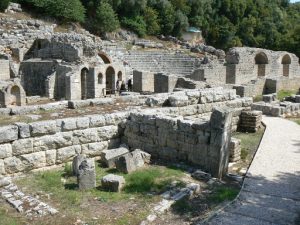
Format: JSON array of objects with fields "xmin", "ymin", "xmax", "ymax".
[
  {"xmin": 121, "ymin": 16, "xmax": 147, "ymax": 37},
  {"xmin": 0, "ymin": 0, "xmax": 10, "ymax": 12}
]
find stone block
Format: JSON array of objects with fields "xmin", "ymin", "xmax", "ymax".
[
  {"xmin": 263, "ymin": 94, "xmax": 277, "ymax": 103},
  {"xmin": 295, "ymin": 95, "xmax": 300, "ymax": 103},
  {"xmin": 73, "ymin": 128, "xmax": 101, "ymax": 144},
  {"xmin": 45, "ymin": 150, "xmax": 56, "ymax": 166},
  {"xmin": 77, "ymin": 159, "xmax": 96, "ymax": 190},
  {"xmin": 21, "ymin": 152, "xmax": 46, "ymax": 169},
  {"xmin": 0, "ymin": 125, "xmax": 18, "ymax": 144},
  {"xmin": 72, "ymin": 154, "xmax": 86, "ymax": 176},
  {"xmin": 89, "ymin": 115, "xmax": 106, "ymax": 127},
  {"xmin": 76, "ymin": 117, "xmax": 90, "ymax": 129},
  {"xmin": 30, "ymin": 121, "xmax": 57, "ymax": 137},
  {"xmin": 12, "ymin": 139, "xmax": 33, "ymax": 156},
  {"xmin": 14, "ymin": 122, "xmax": 30, "ymax": 138},
  {"xmin": 101, "ymin": 174, "xmax": 125, "ymax": 192},
  {"xmin": 57, "ymin": 145, "xmax": 81, "ymax": 163},
  {"xmin": 0, "ymin": 177, "xmax": 11, "ymax": 187},
  {"xmin": 192, "ymin": 170, "xmax": 212, "ymax": 182},
  {"xmin": 0, "ymin": 144, "xmax": 12, "ymax": 159},
  {"xmin": 101, "ymin": 147, "xmax": 129, "ymax": 168},
  {"xmin": 81, "ymin": 142, "xmax": 108, "ymax": 157},
  {"xmin": 59, "ymin": 118, "xmax": 77, "ymax": 131},
  {"xmin": 168, "ymin": 94, "xmax": 189, "ymax": 107},
  {"xmin": 4, "ymin": 157, "xmax": 25, "ymax": 174},
  {"xmin": 116, "ymin": 149, "xmax": 151, "ymax": 174}
]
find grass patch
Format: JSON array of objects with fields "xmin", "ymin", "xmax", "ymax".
[
  {"xmin": 253, "ymin": 95, "xmax": 263, "ymax": 102},
  {"xmin": 172, "ymin": 198, "xmax": 194, "ymax": 215},
  {"xmin": 233, "ymin": 128, "xmax": 265, "ymax": 162},
  {"xmin": 0, "ymin": 208, "xmax": 23, "ymax": 225},
  {"xmin": 209, "ymin": 187, "xmax": 239, "ymax": 203},
  {"xmin": 277, "ymin": 89, "xmax": 298, "ymax": 101}
]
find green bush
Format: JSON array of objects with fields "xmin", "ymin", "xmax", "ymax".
[
  {"xmin": 0, "ymin": 0, "xmax": 10, "ymax": 12},
  {"xmin": 93, "ymin": 1, "xmax": 120, "ymax": 34},
  {"xmin": 121, "ymin": 16, "xmax": 147, "ymax": 37},
  {"xmin": 20, "ymin": 0, "xmax": 85, "ymax": 22}
]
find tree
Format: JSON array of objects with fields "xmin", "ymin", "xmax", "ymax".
[
  {"xmin": 144, "ymin": 7, "xmax": 160, "ymax": 35},
  {"xmin": 0, "ymin": 0, "xmax": 10, "ymax": 12},
  {"xmin": 93, "ymin": 1, "xmax": 120, "ymax": 33},
  {"xmin": 172, "ymin": 10, "xmax": 189, "ymax": 37}
]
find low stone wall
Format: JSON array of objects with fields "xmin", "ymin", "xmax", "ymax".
[
  {"xmin": 124, "ymin": 107, "xmax": 233, "ymax": 178},
  {"xmin": 251, "ymin": 101, "xmax": 300, "ymax": 117},
  {"xmin": 0, "ymin": 112, "xmax": 128, "ymax": 176}
]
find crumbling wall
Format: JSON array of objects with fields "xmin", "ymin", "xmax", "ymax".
[
  {"xmin": 20, "ymin": 60, "xmax": 57, "ymax": 96},
  {"xmin": 124, "ymin": 107, "xmax": 233, "ymax": 178}
]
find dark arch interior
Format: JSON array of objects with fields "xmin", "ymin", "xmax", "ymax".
[
  {"xmin": 106, "ymin": 66, "xmax": 115, "ymax": 93},
  {"xmin": 98, "ymin": 73, "xmax": 103, "ymax": 84},
  {"xmin": 11, "ymin": 85, "xmax": 21, "ymax": 106},
  {"xmin": 282, "ymin": 54, "xmax": 291, "ymax": 64},
  {"xmin": 255, "ymin": 52, "xmax": 268, "ymax": 64},
  {"xmin": 81, "ymin": 68, "xmax": 89, "ymax": 99}
]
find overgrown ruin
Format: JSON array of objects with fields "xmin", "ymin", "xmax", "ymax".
[{"xmin": 0, "ymin": 3, "xmax": 300, "ymax": 225}]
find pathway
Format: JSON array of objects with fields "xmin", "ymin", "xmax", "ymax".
[{"xmin": 201, "ymin": 116, "xmax": 300, "ymax": 225}]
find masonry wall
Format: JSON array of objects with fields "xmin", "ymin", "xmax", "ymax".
[
  {"xmin": 133, "ymin": 70, "xmax": 154, "ymax": 93},
  {"xmin": 20, "ymin": 60, "xmax": 57, "ymax": 96},
  {"xmin": 124, "ymin": 107, "xmax": 233, "ymax": 178},
  {"xmin": 0, "ymin": 60, "xmax": 10, "ymax": 81},
  {"xmin": 0, "ymin": 112, "xmax": 128, "ymax": 176}
]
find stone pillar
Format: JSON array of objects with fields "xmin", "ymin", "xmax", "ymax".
[{"xmin": 208, "ymin": 106, "xmax": 233, "ymax": 179}]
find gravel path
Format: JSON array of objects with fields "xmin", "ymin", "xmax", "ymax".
[{"xmin": 201, "ymin": 116, "xmax": 300, "ymax": 225}]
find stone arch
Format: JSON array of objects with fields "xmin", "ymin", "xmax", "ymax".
[
  {"xmin": 106, "ymin": 66, "xmax": 116, "ymax": 93},
  {"xmin": 255, "ymin": 52, "xmax": 268, "ymax": 77},
  {"xmin": 10, "ymin": 85, "xmax": 21, "ymax": 106},
  {"xmin": 98, "ymin": 52, "xmax": 112, "ymax": 64},
  {"xmin": 281, "ymin": 54, "xmax": 291, "ymax": 77},
  {"xmin": 81, "ymin": 67, "xmax": 89, "ymax": 100},
  {"xmin": 98, "ymin": 73, "xmax": 103, "ymax": 84},
  {"xmin": 117, "ymin": 71, "xmax": 122, "ymax": 81}
]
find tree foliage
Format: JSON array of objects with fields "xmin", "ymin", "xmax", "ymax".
[{"xmin": 2, "ymin": 0, "xmax": 299, "ymax": 57}]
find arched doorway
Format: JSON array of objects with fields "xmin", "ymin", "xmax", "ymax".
[
  {"xmin": 10, "ymin": 85, "xmax": 21, "ymax": 106},
  {"xmin": 106, "ymin": 67, "xmax": 115, "ymax": 94},
  {"xmin": 81, "ymin": 68, "xmax": 89, "ymax": 100},
  {"xmin": 98, "ymin": 73, "xmax": 103, "ymax": 84},
  {"xmin": 98, "ymin": 52, "xmax": 112, "ymax": 64},
  {"xmin": 255, "ymin": 52, "xmax": 268, "ymax": 77},
  {"xmin": 282, "ymin": 54, "xmax": 291, "ymax": 77},
  {"xmin": 117, "ymin": 71, "xmax": 122, "ymax": 81}
]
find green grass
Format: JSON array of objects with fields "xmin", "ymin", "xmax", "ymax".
[
  {"xmin": 209, "ymin": 187, "xmax": 239, "ymax": 203},
  {"xmin": 253, "ymin": 95, "xmax": 263, "ymax": 102},
  {"xmin": 0, "ymin": 208, "xmax": 23, "ymax": 225},
  {"xmin": 288, "ymin": 118, "xmax": 300, "ymax": 125},
  {"xmin": 233, "ymin": 128, "xmax": 265, "ymax": 162},
  {"xmin": 277, "ymin": 89, "xmax": 298, "ymax": 101}
]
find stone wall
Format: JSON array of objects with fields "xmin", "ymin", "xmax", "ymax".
[
  {"xmin": 20, "ymin": 60, "xmax": 57, "ymax": 96},
  {"xmin": 226, "ymin": 47, "xmax": 300, "ymax": 85},
  {"xmin": 124, "ymin": 107, "xmax": 233, "ymax": 178},
  {"xmin": 0, "ymin": 112, "xmax": 128, "ymax": 176},
  {"xmin": 0, "ymin": 59, "xmax": 10, "ymax": 81}
]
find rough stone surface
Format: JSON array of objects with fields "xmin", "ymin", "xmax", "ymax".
[
  {"xmin": 77, "ymin": 159, "xmax": 96, "ymax": 190},
  {"xmin": 101, "ymin": 174, "xmax": 125, "ymax": 192},
  {"xmin": 116, "ymin": 149, "xmax": 151, "ymax": 174},
  {"xmin": 72, "ymin": 154, "xmax": 86, "ymax": 176},
  {"xmin": 101, "ymin": 147, "xmax": 129, "ymax": 168},
  {"xmin": 0, "ymin": 125, "xmax": 18, "ymax": 144}
]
